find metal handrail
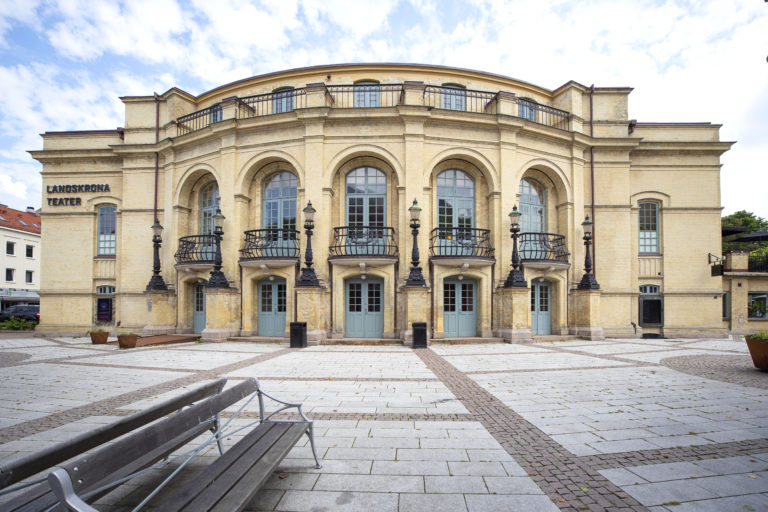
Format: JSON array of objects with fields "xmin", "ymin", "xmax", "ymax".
[
  {"xmin": 174, "ymin": 235, "xmax": 216, "ymax": 264},
  {"xmin": 176, "ymin": 105, "xmax": 222, "ymax": 135},
  {"xmin": 329, "ymin": 226, "xmax": 398, "ymax": 257},
  {"xmin": 517, "ymin": 99, "xmax": 570, "ymax": 130},
  {"xmin": 326, "ymin": 84, "xmax": 404, "ymax": 108},
  {"xmin": 424, "ymin": 85, "xmax": 497, "ymax": 114},
  {"xmin": 519, "ymin": 232, "xmax": 569, "ymax": 262},
  {"xmin": 239, "ymin": 229, "xmax": 300, "ymax": 260},
  {"xmin": 237, "ymin": 89, "xmax": 308, "ymax": 118},
  {"xmin": 429, "ymin": 227, "xmax": 494, "ymax": 258},
  {"xmin": 749, "ymin": 255, "xmax": 768, "ymax": 273}
]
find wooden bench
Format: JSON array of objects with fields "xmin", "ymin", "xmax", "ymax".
[
  {"xmin": 47, "ymin": 378, "xmax": 320, "ymax": 511},
  {"xmin": 0, "ymin": 378, "xmax": 227, "ymax": 512}
]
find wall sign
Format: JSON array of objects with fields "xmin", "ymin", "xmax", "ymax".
[{"xmin": 46, "ymin": 184, "xmax": 111, "ymax": 206}]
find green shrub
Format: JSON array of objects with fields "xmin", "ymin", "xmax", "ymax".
[
  {"xmin": 1, "ymin": 317, "xmax": 37, "ymax": 331},
  {"xmin": 746, "ymin": 330, "xmax": 768, "ymax": 341}
]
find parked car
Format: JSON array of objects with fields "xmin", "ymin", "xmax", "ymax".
[{"xmin": 0, "ymin": 304, "xmax": 40, "ymax": 323}]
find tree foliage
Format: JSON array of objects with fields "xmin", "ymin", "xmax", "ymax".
[{"xmin": 722, "ymin": 210, "xmax": 768, "ymax": 253}]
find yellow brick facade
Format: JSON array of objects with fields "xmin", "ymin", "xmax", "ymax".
[{"xmin": 31, "ymin": 64, "xmax": 732, "ymax": 340}]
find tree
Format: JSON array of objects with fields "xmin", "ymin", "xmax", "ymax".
[{"xmin": 722, "ymin": 210, "xmax": 768, "ymax": 253}]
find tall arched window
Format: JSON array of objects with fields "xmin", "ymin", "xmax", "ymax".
[
  {"xmin": 437, "ymin": 170, "xmax": 474, "ymax": 229},
  {"xmin": 96, "ymin": 205, "xmax": 117, "ymax": 256},
  {"xmin": 345, "ymin": 167, "xmax": 387, "ymax": 254},
  {"xmin": 263, "ymin": 171, "xmax": 297, "ymax": 236},
  {"xmin": 200, "ymin": 182, "xmax": 219, "ymax": 235},
  {"xmin": 442, "ymin": 84, "xmax": 466, "ymax": 111},
  {"xmin": 639, "ymin": 201, "xmax": 660, "ymax": 254},
  {"xmin": 519, "ymin": 178, "xmax": 546, "ymax": 233}
]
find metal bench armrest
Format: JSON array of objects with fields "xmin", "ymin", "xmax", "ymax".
[{"xmin": 48, "ymin": 468, "xmax": 99, "ymax": 512}]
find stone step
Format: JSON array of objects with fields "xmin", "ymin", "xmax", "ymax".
[
  {"xmin": 532, "ymin": 335, "xmax": 579, "ymax": 342},
  {"xmin": 320, "ymin": 338, "xmax": 403, "ymax": 345},
  {"xmin": 226, "ymin": 336, "xmax": 287, "ymax": 344},
  {"xmin": 434, "ymin": 337, "xmax": 506, "ymax": 344}
]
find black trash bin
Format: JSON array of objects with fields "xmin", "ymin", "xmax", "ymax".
[
  {"xmin": 412, "ymin": 322, "xmax": 428, "ymax": 348},
  {"xmin": 290, "ymin": 322, "xmax": 307, "ymax": 348}
]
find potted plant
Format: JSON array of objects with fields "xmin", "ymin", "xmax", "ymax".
[
  {"xmin": 88, "ymin": 328, "xmax": 109, "ymax": 344},
  {"xmin": 744, "ymin": 330, "xmax": 768, "ymax": 371},
  {"xmin": 117, "ymin": 332, "xmax": 139, "ymax": 349}
]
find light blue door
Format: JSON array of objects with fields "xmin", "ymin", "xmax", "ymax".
[
  {"xmin": 531, "ymin": 279, "xmax": 551, "ymax": 335},
  {"xmin": 258, "ymin": 278, "xmax": 287, "ymax": 337},
  {"xmin": 346, "ymin": 167, "xmax": 386, "ymax": 255},
  {"xmin": 437, "ymin": 170, "xmax": 474, "ymax": 256},
  {"xmin": 443, "ymin": 277, "xmax": 476, "ymax": 337},
  {"xmin": 345, "ymin": 277, "xmax": 384, "ymax": 338},
  {"xmin": 193, "ymin": 282, "xmax": 206, "ymax": 334}
]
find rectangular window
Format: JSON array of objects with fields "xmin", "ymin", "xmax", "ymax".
[
  {"xmin": 353, "ymin": 82, "xmax": 380, "ymax": 107},
  {"xmin": 273, "ymin": 89, "xmax": 294, "ymax": 113},
  {"xmin": 639, "ymin": 202, "xmax": 659, "ymax": 253},
  {"xmin": 722, "ymin": 292, "xmax": 730, "ymax": 319},
  {"xmin": 5, "ymin": 268, "xmax": 14, "ymax": 282},
  {"xmin": 748, "ymin": 292, "xmax": 767, "ymax": 320},
  {"xmin": 441, "ymin": 86, "xmax": 466, "ymax": 111},
  {"xmin": 97, "ymin": 205, "xmax": 117, "ymax": 256},
  {"xmin": 25, "ymin": 245, "xmax": 33, "ymax": 258},
  {"xmin": 639, "ymin": 296, "xmax": 664, "ymax": 326},
  {"xmin": 25, "ymin": 270, "xmax": 33, "ymax": 284},
  {"xmin": 518, "ymin": 99, "xmax": 537, "ymax": 122},
  {"xmin": 6, "ymin": 241, "xmax": 14, "ymax": 255}
]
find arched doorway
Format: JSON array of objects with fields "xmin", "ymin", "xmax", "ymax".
[
  {"xmin": 258, "ymin": 277, "xmax": 287, "ymax": 337},
  {"xmin": 345, "ymin": 276, "xmax": 384, "ymax": 338},
  {"xmin": 531, "ymin": 278, "xmax": 551, "ymax": 335},
  {"xmin": 443, "ymin": 276, "xmax": 477, "ymax": 337},
  {"xmin": 436, "ymin": 169, "xmax": 475, "ymax": 255}
]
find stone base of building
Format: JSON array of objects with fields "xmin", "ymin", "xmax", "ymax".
[
  {"xmin": 200, "ymin": 327, "xmax": 239, "ymax": 342},
  {"xmin": 142, "ymin": 325, "xmax": 177, "ymax": 336},
  {"xmin": 497, "ymin": 328, "xmax": 533, "ymax": 343},
  {"xmin": 660, "ymin": 327, "xmax": 729, "ymax": 339},
  {"xmin": 306, "ymin": 329, "xmax": 326, "ymax": 345},
  {"xmin": 569, "ymin": 326, "xmax": 605, "ymax": 341}
]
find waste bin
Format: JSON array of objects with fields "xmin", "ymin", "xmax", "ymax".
[
  {"xmin": 412, "ymin": 322, "xmax": 428, "ymax": 348},
  {"xmin": 290, "ymin": 322, "xmax": 307, "ymax": 348}
]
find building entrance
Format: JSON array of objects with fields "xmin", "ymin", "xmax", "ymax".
[
  {"xmin": 258, "ymin": 278, "xmax": 287, "ymax": 337},
  {"xmin": 531, "ymin": 279, "xmax": 551, "ymax": 335},
  {"xmin": 443, "ymin": 277, "xmax": 476, "ymax": 337},
  {"xmin": 345, "ymin": 276, "xmax": 384, "ymax": 338},
  {"xmin": 193, "ymin": 282, "xmax": 206, "ymax": 334}
]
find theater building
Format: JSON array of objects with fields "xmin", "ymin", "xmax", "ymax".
[{"xmin": 31, "ymin": 63, "xmax": 731, "ymax": 342}]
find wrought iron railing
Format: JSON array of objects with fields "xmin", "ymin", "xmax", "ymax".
[
  {"xmin": 176, "ymin": 105, "xmax": 223, "ymax": 135},
  {"xmin": 711, "ymin": 263, "xmax": 724, "ymax": 276},
  {"xmin": 519, "ymin": 233, "xmax": 569, "ymax": 262},
  {"xmin": 326, "ymin": 84, "xmax": 404, "ymax": 108},
  {"xmin": 430, "ymin": 227, "xmax": 494, "ymax": 258},
  {"xmin": 517, "ymin": 100, "xmax": 570, "ymax": 130},
  {"xmin": 424, "ymin": 86, "xmax": 497, "ymax": 114},
  {"xmin": 329, "ymin": 226, "xmax": 398, "ymax": 257},
  {"xmin": 239, "ymin": 229, "xmax": 300, "ymax": 260},
  {"xmin": 237, "ymin": 89, "xmax": 307, "ymax": 118},
  {"xmin": 749, "ymin": 255, "xmax": 768, "ymax": 273},
  {"xmin": 174, "ymin": 235, "xmax": 216, "ymax": 264}
]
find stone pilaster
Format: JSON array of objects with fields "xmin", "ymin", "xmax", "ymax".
[
  {"xmin": 296, "ymin": 286, "xmax": 330, "ymax": 344},
  {"xmin": 400, "ymin": 285, "xmax": 431, "ymax": 347},
  {"xmin": 569, "ymin": 289, "xmax": 605, "ymax": 341},
  {"xmin": 201, "ymin": 287, "xmax": 240, "ymax": 342},
  {"xmin": 142, "ymin": 290, "xmax": 177, "ymax": 335},
  {"xmin": 495, "ymin": 286, "xmax": 533, "ymax": 343}
]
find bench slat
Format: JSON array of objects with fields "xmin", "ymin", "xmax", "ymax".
[{"xmin": 0, "ymin": 378, "xmax": 226, "ymax": 489}]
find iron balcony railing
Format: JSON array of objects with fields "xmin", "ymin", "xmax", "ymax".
[
  {"xmin": 517, "ymin": 100, "xmax": 570, "ymax": 130},
  {"xmin": 326, "ymin": 84, "xmax": 404, "ymax": 108},
  {"xmin": 711, "ymin": 263, "xmax": 724, "ymax": 276},
  {"xmin": 424, "ymin": 85, "xmax": 497, "ymax": 114},
  {"xmin": 176, "ymin": 105, "xmax": 222, "ymax": 135},
  {"xmin": 239, "ymin": 228, "xmax": 300, "ymax": 260},
  {"xmin": 175, "ymin": 235, "xmax": 216, "ymax": 264},
  {"xmin": 430, "ymin": 227, "xmax": 494, "ymax": 258},
  {"xmin": 237, "ymin": 89, "xmax": 308, "ymax": 118},
  {"xmin": 329, "ymin": 226, "xmax": 398, "ymax": 258},
  {"xmin": 749, "ymin": 255, "xmax": 768, "ymax": 273},
  {"xmin": 519, "ymin": 233, "xmax": 569, "ymax": 262}
]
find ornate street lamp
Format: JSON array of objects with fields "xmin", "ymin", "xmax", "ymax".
[
  {"xmin": 504, "ymin": 205, "xmax": 527, "ymax": 288},
  {"xmin": 405, "ymin": 199, "xmax": 426, "ymax": 286},
  {"xmin": 206, "ymin": 208, "xmax": 229, "ymax": 288},
  {"xmin": 297, "ymin": 201, "xmax": 319, "ymax": 286},
  {"xmin": 577, "ymin": 215, "xmax": 600, "ymax": 290},
  {"xmin": 146, "ymin": 220, "xmax": 168, "ymax": 291}
]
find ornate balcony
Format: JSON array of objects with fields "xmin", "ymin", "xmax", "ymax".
[
  {"xmin": 519, "ymin": 233, "xmax": 570, "ymax": 269},
  {"xmin": 328, "ymin": 226, "xmax": 398, "ymax": 266},
  {"xmin": 239, "ymin": 228, "xmax": 300, "ymax": 268},
  {"xmin": 429, "ymin": 227, "xmax": 494, "ymax": 266},
  {"xmin": 174, "ymin": 235, "xmax": 215, "ymax": 270}
]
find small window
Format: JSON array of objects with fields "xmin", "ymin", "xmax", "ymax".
[
  {"xmin": 26, "ymin": 245, "xmax": 33, "ymax": 258},
  {"xmin": 273, "ymin": 88, "xmax": 294, "ymax": 113},
  {"xmin": 25, "ymin": 270, "xmax": 33, "ymax": 284},
  {"xmin": 722, "ymin": 292, "xmax": 730, "ymax": 319},
  {"xmin": 0, "ymin": 215, "xmax": 6, "ymax": 221},
  {"xmin": 209, "ymin": 105, "xmax": 222, "ymax": 124},
  {"xmin": 97, "ymin": 205, "xmax": 117, "ymax": 256},
  {"xmin": 518, "ymin": 98, "xmax": 537, "ymax": 122},
  {"xmin": 97, "ymin": 285, "xmax": 115, "ymax": 295},
  {"xmin": 6, "ymin": 241, "xmax": 14, "ymax": 256},
  {"xmin": 442, "ymin": 84, "xmax": 466, "ymax": 111},
  {"xmin": 639, "ymin": 284, "xmax": 660, "ymax": 295},
  {"xmin": 639, "ymin": 201, "xmax": 660, "ymax": 254},
  {"xmin": 5, "ymin": 268, "xmax": 14, "ymax": 282},
  {"xmin": 31, "ymin": 223, "xmax": 39, "ymax": 229},
  {"xmin": 748, "ymin": 292, "xmax": 767, "ymax": 320},
  {"xmin": 17, "ymin": 219, "xmax": 27, "ymax": 226},
  {"xmin": 639, "ymin": 285, "xmax": 663, "ymax": 326},
  {"xmin": 354, "ymin": 81, "xmax": 380, "ymax": 108}
]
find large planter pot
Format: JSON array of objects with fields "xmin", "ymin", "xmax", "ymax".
[
  {"xmin": 745, "ymin": 337, "xmax": 768, "ymax": 371},
  {"xmin": 89, "ymin": 331, "xmax": 109, "ymax": 344},
  {"xmin": 117, "ymin": 334, "xmax": 139, "ymax": 349}
]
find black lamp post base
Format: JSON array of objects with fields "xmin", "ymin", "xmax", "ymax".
[
  {"xmin": 577, "ymin": 273, "xmax": 600, "ymax": 290},
  {"xmin": 503, "ymin": 269, "xmax": 527, "ymax": 288},
  {"xmin": 146, "ymin": 275, "xmax": 168, "ymax": 291},
  {"xmin": 405, "ymin": 267, "xmax": 426, "ymax": 286},
  {"xmin": 206, "ymin": 271, "xmax": 230, "ymax": 288},
  {"xmin": 297, "ymin": 267, "xmax": 319, "ymax": 287}
]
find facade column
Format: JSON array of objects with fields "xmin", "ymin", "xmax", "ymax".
[
  {"xmin": 495, "ymin": 285, "xmax": 532, "ymax": 342},
  {"xmin": 142, "ymin": 290, "xmax": 177, "ymax": 335},
  {"xmin": 569, "ymin": 289, "xmax": 605, "ymax": 340},
  {"xmin": 201, "ymin": 287, "xmax": 240, "ymax": 341},
  {"xmin": 400, "ymin": 285, "xmax": 431, "ymax": 346}
]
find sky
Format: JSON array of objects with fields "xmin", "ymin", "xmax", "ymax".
[{"xmin": 0, "ymin": 0, "xmax": 766, "ymax": 218}]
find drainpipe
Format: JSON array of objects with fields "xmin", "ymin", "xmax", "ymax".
[
  {"xmin": 153, "ymin": 93, "xmax": 160, "ymax": 223},
  {"xmin": 589, "ymin": 85, "xmax": 596, "ymax": 274}
]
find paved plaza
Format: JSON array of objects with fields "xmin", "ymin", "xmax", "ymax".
[{"xmin": 0, "ymin": 335, "xmax": 767, "ymax": 511}]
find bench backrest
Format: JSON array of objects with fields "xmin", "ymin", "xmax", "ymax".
[
  {"xmin": 0, "ymin": 378, "xmax": 227, "ymax": 489},
  {"xmin": 60, "ymin": 378, "xmax": 259, "ymax": 495}
]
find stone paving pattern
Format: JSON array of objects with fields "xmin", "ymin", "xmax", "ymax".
[{"xmin": 0, "ymin": 335, "xmax": 766, "ymax": 511}]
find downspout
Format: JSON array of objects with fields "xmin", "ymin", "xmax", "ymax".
[
  {"xmin": 589, "ymin": 85, "xmax": 596, "ymax": 274},
  {"xmin": 153, "ymin": 93, "xmax": 160, "ymax": 223}
]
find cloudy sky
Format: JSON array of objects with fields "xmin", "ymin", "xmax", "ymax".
[{"xmin": 0, "ymin": 0, "xmax": 766, "ymax": 218}]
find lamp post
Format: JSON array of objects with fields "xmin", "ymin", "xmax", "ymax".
[
  {"xmin": 405, "ymin": 199, "xmax": 426, "ymax": 286},
  {"xmin": 504, "ymin": 205, "xmax": 527, "ymax": 288},
  {"xmin": 206, "ymin": 208, "xmax": 229, "ymax": 288},
  {"xmin": 577, "ymin": 215, "xmax": 600, "ymax": 290},
  {"xmin": 297, "ymin": 201, "xmax": 319, "ymax": 287},
  {"xmin": 146, "ymin": 220, "xmax": 168, "ymax": 291}
]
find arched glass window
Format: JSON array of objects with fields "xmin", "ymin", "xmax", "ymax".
[
  {"xmin": 518, "ymin": 98, "xmax": 538, "ymax": 122},
  {"xmin": 97, "ymin": 205, "xmax": 117, "ymax": 256},
  {"xmin": 346, "ymin": 167, "xmax": 386, "ymax": 227},
  {"xmin": 273, "ymin": 88, "xmax": 294, "ymax": 113},
  {"xmin": 442, "ymin": 84, "xmax": 466, "ymax": 111},
  {"xmin": 263, "ymin": 172, "xmax": 297, "ymax": 233},
  {"xmin": 639, "ymin": 201, "xmax": 659, "ymax": 254},
  {"xmin": 519, "ymin": 178, "xmax": 546, "ymax": 233},
  {"xmin": 200, "ymin": 182, "xmax": 219, "ymax": 235},
  {"xmin": 437, "ymin": 170, "xmax": 474, "ymax": 229},
  {"xmin": 354, "ymin": 81, "xmax": 380, "ymax": 107}
]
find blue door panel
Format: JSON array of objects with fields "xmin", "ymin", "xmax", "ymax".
[
  {"xmin": 193, "ymin": 283, "xmax": 206, "ymax": 334},
  {"xmin": 531, "ymin": 280, "xmax": 551, "ymax": 335},
  {"xmin": 443, "ymin": 277, "xmax": 476, "ymax": 337},
  {"xmin": 258, "ymin": 278, "xmax": 287, "ymax": 337},
  {"xmin": 345, "ymin": 277, "xmax": 384, "ymax": 338}
]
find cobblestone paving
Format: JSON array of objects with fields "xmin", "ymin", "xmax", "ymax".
[{"xmin": 0, "ymin": 335, "xmax": 766, "ymax": 511}]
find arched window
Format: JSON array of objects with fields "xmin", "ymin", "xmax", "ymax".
[
  {"xmin": 263, "ymin": 172, "xmax": 297, "ymax": 233},
  {"xmin": 518, "ymin": 98, "xmax": 538, "ymax": 122},
  {"xmin": 442, "ymin": 84, "xmax": 466, "ymax": 111},
  {"xmin": 354, "ymin": 81, "xmax": 380, "ymax": 108},
  {"xmin": 638, "ymin": 201, "xmax": 660, "ymax": 254},
  {"xmin": 437, "ymin": 169, "xmax": 474, "ymax": 229},
  {"xmin": 346, "ymin": 167, "xmax": 386, "ymax": 227},
  {"xmin": 519, "ymin": 178, "xmax": 546, "ymax": 233},
  {"xmin": 200, "ymin": 182, "xmax": 219, "ymax": 235},
  {"xmin": 96, "ymin": 205, "xmax": 117, "ymax": 256},
  {"xmin": 273, "ymin": 88, "xmax": 295, "ymax": 113}
]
